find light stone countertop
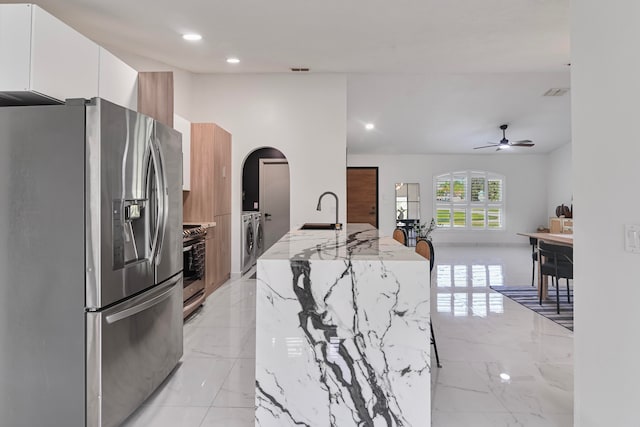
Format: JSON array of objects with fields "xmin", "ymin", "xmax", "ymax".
[
  {"xmin": 260, "ymin": 222, "xmax": 427, "ymax": 262},
  {"xmin": 255, "ymin": 222, "xmax": 431, "ymax": 426}
]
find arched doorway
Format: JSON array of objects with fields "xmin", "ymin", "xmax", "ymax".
[{"xmin": 241, "ymin": 147, "xmax": 290, "ymax": 272}]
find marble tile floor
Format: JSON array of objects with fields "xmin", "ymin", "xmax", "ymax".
[
  {"xmin": 123, "ymin": 244, "xmax": 573, "ymax": 427},
  {"xmin": 431, "ymin": 245, "xmax": 573, "ymax": 426}
]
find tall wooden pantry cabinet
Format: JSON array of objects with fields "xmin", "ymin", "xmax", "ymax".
[{"xmin": 183, "ymin": 123, "xmax": 231, "ymax": 296}]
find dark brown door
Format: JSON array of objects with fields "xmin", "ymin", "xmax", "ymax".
[{"xmin": 347, "ymin": 167, "xmax": 378, "ymax": 228}]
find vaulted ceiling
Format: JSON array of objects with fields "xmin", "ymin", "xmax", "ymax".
[{"xmin": 9, "ymin": 0, "xmax": 571, "ymax": 154}]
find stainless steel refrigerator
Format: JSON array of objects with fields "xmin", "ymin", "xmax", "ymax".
[{"xmin": 0, "ymin": 98, "xmax": 184, "ymax": 427}]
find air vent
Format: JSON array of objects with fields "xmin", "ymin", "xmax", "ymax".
[
  {"xmin": 543, "ymin": 88, "xmax": 569, "ymax": 97},
  {"xmin": 290, "ymin": 68, "xmax": 310, "ymax": 72}
]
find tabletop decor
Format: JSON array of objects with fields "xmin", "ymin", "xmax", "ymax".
[{"xmin": 414, "ymin": 217, "xmax": 437, "ymax": 241}]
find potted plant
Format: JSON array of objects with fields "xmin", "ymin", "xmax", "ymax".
[{"xmin": 414, "ymin": 218, "xmax": 437, "ymax": 241}]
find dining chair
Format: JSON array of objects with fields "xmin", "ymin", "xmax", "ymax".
[
  {"xmin": 393, "ymin": 228, "xmax": 407, "ymax": 246},
  {"xmin": 530, "ymin": 237, "xmax": 539, "ymax": 286},
  {"xmin": 415, "ymin": 238, "xmax": 441, "ymax": 368},
  {"xmin": 538, "ymin": 241, "xmax": 573, "ymax": 314}
]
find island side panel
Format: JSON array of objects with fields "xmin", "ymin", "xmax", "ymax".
[{"xmin": 255, "ymin": 258, "xmax": 430, "ymax": 427}]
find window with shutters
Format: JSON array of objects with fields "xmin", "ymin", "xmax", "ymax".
[{"xmin": 434, "ymin": 171, "xmax": 505, "ymax": 230}]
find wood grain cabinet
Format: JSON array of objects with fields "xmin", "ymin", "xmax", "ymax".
[
  {"xmin": 184, "ymin": 123, "xmax": 232, "ymax": 292},
  {"xmin": 213, "ymin": 214, "xmax": 231, "ymax": 289},
  {"xmin": 213, "ymin": 125, "xmax": 232, "ymax": 216},
  {"xmin": 183, "ymin": 123, "xmax": 215, "ymax": 222},
  {"xmin": 205, "ymin": 229, "xmax": 216, "ymax": 297},
  {"xmin": 137, "ymin": 71, "xmax": 173, "ymax": 127}
]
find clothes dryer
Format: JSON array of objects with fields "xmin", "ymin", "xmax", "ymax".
[{"xmin": 241, "ymin": 212, "xmax": 255, "ymax": 274}]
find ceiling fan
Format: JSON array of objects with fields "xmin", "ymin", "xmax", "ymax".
[{"xmin": 474, "ymin": 124, "xmax": 534, "ymax": 151}]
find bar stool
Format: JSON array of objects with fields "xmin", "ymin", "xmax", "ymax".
[
  {"xmin": 393, "ymin": 228, "xmax": 407, "ymax": 246},
  {"xmin": 415, "ymin": 238, "xmax": 442, "ymax": 368}
]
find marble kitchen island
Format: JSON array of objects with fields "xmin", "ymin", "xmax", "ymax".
[{"xmin": 255, "ymin": 223, "xmax": 431, "ymax": 427}]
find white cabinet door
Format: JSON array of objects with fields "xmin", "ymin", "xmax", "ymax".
[
  {"xmin": 173, "ymin": 114, "xmax": 191, "ymax": 191},
  {"xmin": 98, "ymin": 47, "xmax": 138, "ymax": 110},
  {"xmin": 0, "ymin": 4, "xmax": 99, "ymax": 103},
  {"xmin": 30, "ymin": 6, "xmax": 99, "ymax": 101},
  {"xmin": 0, "ymin": 4, "xmax": 31, "ymax": 92}
]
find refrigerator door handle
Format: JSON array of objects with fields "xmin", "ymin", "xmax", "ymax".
[
  {"xmin": 151, "ymin": 136, "xmax": 168, "ymax": 266},
  {"xmin": 105, "ymin": 276, "xmax": 179, "ymax": 324},
  {"xmin": 148, "ymin": 141, "xmax": 164, "ymax": 265}
]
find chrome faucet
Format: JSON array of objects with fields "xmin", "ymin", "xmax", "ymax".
[{"xmin": 316, "ymin": 191, "xmax": 341, "ymax": 229}]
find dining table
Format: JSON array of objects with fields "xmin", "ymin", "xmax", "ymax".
[{"xmin": 517, "ymin": 232, "xmax": 574, "ymax": 299}]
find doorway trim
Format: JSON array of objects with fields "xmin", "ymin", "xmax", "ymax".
[{"xmin": 347, "ymin": 166, "xmax": 379, "ymax": 228}]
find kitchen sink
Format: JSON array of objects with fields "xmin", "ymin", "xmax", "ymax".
[{"xmin": 299, "ymin": 223, "xmax": 343, "ymax": 230}]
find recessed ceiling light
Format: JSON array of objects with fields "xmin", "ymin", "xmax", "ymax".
[
  {"xmin": 365, "ymin": 123, "xmax": 375, "ymax": 131},
  {"xmin": 500, "ymin": 373, "xmax": 511, "ymax": 381},
  {"xmin": 226, "ymin": 57, "xmax": 240, "ymax": 64},
  {"xmin": 182, "ymin": 33, "xmax": 202, "ymax": 41}
]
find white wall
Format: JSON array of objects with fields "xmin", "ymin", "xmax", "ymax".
[
  {"xmin": 190, "ymin": 74, "xmax": 347, "ymax": 274},
  {"xmin": 546, "ymin": 143, "xmax": 572, "ymax": 216},
  {"xmin": 572, "ymin": 1, "xmax": 640, "ymax": 425},
  {"xmin": 348, "ymin": 153, "xmax": 548, "ymax": 245}
]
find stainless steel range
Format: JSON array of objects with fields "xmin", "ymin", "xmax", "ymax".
[{"xmin": 183, "ymin": 225, "xmax": 207, "ymax": 318}]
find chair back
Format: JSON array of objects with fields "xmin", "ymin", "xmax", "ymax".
[
  {"xmin": 538, "ymin": 241, "xmax": 573, "ymax": 272},
  {"xmin": 538, "ymin": 241, "xmax": 573, "ymax": 279},
  {"xmin": 415, "ymin": 238, "xmax": 435, "ymax": 272},
  {"xmin": 393, "ymin": 228, "xmax": 407, "ymax": 246},
  {"xmin": 529, "ymin": 236, "xmax": 539, "ymax": 260}
]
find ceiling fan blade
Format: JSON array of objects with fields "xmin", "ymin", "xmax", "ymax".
[
  {"xmin": 473, "ymin": 144, "xmax": 499, "ymax": 149},
  {"xmin": 510, "ymin": 142, "xmax": 535, "ymax": 147},
  {"xmin": 512, "ymin": 139, "xmax": 532, "ymax": 143}
]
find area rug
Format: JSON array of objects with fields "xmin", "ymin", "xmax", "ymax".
[{"xmin": 490, "ymin": 285, "xmax": 573, "ymax": 332}]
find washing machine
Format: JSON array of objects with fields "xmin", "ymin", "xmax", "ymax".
[
  {"xmin": 253, "ymin": 212, "xmax": 264, "ymax": 258},
  {"xmin": 241, "ymin": 212, "xmax": 255, "ymax": 274}
]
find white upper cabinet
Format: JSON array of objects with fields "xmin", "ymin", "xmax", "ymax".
[
  {"xmin": 173, "ymin": 114, "xmax": 191, "ymax": 191},
  {"xmin": 98, "ymin": 47, "xmax": 138, "ymax": 110},
  {"xmin": 30, "ymin": 6, "xmax": 99, "ymax": 101},
  {"xmin": 0, "ymin": 4, "xmax": 99, "ymax": 104},
  {"xmin": 0, "ymin": 4, "xmax": 31, "ymax": 93}
]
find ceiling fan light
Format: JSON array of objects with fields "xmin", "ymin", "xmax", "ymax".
[{"xmin": 474, "ymin": 125, "xmax": 533, "ymax": 150}]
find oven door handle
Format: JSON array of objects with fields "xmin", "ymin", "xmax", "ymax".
[{"xmin": 105, "ymin": 277, "xmax": 179, "ymax": 324}]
